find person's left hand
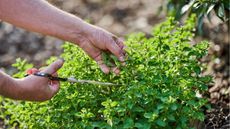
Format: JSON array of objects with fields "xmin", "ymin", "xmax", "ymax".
[{"xmin": 14, "ymin": 59, "xmax": 64, "ymax": 101}]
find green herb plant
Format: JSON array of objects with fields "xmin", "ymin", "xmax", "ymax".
[{"xmin": 0, "ymin": 15, "xmax": 212, "ymax": 129}]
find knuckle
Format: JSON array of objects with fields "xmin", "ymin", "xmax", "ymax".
[
  {"xmin": 97, "ymin": 60, "xmax": 103, "ymax": 65},
  {"xmin": 93, "ymin": 53, "xmax": 101, "ymax": 61},
  {"xmin": 52, "ymin": 64, "xmax": 59, "ymax": 72},
  {"xmin": 78, "ymin": 38, "xmax": 89, "ymax": 49}
]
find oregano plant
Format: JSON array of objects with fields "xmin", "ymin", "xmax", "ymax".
[{"xmin": 0, "ymin": 15, "xmax": 212, "ymax": 129}]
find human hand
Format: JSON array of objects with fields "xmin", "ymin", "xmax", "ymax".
[
  {"xmin": 75, "ymin": 24, "xmax": 126, "ymax": 75},
  {"xmin": 15, "ymin": 59, "xmax": 64, "ymax": 101}
]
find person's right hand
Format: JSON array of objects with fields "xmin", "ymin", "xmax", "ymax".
[{"xmin": 74, "ymin": 24, "xmax": 126, "ymax": 75}]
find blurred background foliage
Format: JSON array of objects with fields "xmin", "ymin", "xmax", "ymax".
[{"xmin": 166, "ymin": 0, "xmax": 229, "ymax": 34}]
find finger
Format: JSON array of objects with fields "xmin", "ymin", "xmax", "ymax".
[
  {"xmin": 49, "ymin": 80, "xmax": 60, "ymax": 95},
  {"xmin": 48, "ymin": 72, "xmax": 60, "ymax": 95},
  {"xmin": 42, "ymin": 59, "xmax": 64, "ymax": 74},
  {"xmin": 112, "ymin": 36, "xmax": 126, "ymax": 56},
  {"xmin": 94, "ymin": 54, "xmax": 110, "ymax": 74},
  {"xmin": 117, "ymin": 39, "xmax": 127, "ymax": 66},
  {"xmin": 102, "ymin": 57, "xmax": 120, "ymax": 75},
  {"xmin": 52, "ymin": 72, "xmax": 58, "ymax": 77},
  {"xmin": 117, "ymin": 38, "xmax": 127, "ymax": 56},
  {"xmin": 106, "ymin": 40, "xmax": 125, "ymax": 62},
  {"xmin": 112, "ymin": 36, "xmax": 125, "ymax": 49},
  {"xmin": 112, "ymin": 67, "xmax": 120, "ymax": 75},
  {"xmin": 26, "ymin": 68, "xmax": 39, "ymax": 75},
  {"xmin": 80, "ymin": 39, "xmax": 111, "ymax": 74}
]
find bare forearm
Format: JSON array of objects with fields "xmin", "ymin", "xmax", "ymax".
[
  {"xmin": 0, "ymin": 0, "xmax": 126, "ymax": 76},
  {"xmin": 0, "ymin": 0, "xmax": 91, "ymax": 43}
]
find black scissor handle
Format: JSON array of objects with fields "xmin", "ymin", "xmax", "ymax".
[{"xmin": 30, "ymin": 72, "xmax": 68, "ymax": 81}]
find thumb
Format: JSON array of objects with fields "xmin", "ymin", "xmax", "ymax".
[{"xmin": 42, "ymin": 59, "xmax": 64, "ymax": 74}]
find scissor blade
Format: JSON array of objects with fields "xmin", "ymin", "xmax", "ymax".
[{"xmin": 67, "ymin": 77, "xmax": 119, "ymax": 86}]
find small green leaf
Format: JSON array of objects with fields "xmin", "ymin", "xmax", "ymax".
[
  {"xmin": 101, "ymin": 101, "xmax": 108, "ymax": 107},
  {"xmin": 206, "ymin": 4, "xmax": 215, "ymax": 15},
  {"xmin": 196, "ymin": 112, "xmax": 205, "ymax": 121},
  {"xmin": 168, "ymin": 114, "xmax": 176, "ymax": 121},
  {"xmin": 160, "ymin": 97, "xmax": 168, "ymax": 102},
  {"xmin": 180, "ymin": 116, "xmax": 188, "ymax": 123},
  {"xmin": 194, "ymin": 66, "xmax": 201, "ymax": 75},
  {"xmin": 156, "ymin": 119, "xmax": 166, "ymax": 127},
  {"xmin": 200, "ymin": 76, "xmax": 212, "ymax": 83},
  {"xmin": 197, "ymin": 15, "xmax": 204, "ymax": 35},
  {"xmin": 163, "ymin": 44, "xmax": 170, "ymax": 50},
  {"xmin": 157, "ymin": 104, "xmax": 164, "ymax": 110},
  {"xmin": 134, "ymin": 123, "xmax": 143, "ymax": 128},
  {"xmin": 111, "ymin": 101, "xmax": 118, "ymax": 107},
  {"xmin": 183, "ymin": 47, "xmax": 191, "ymax": 52},
  {"xmin": 133, "ymin": 106, "xmax": 144, "ymax": 112},
  {"xmin": 123, "ymin": 118, "xmax": 134, "ymax": 128},
  {"xmin": 171, "ymin": 104, "xmax": 178, "ymax": 111},
  {"xmin": 187, "ymin": 100, "xmax": 196, "ymax": 106},
  {"xmin": 135, "ymin": 119, "xmax": 151, "ymax": 129},
  {"xmin": 144, "ymin": 113, "xmax": 152, "ymax": 119},
  {"xmin": 107, "ymin": 119, "xmax": 113, "ymax": 127},
  {"xmin": 215, "ymin": 3, "xmax": 226, "ymax": 21}
]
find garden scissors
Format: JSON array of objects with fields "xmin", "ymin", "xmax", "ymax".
[{"xmin": 25, "ymin": 69, "xmax": 119, "ymax": 86}]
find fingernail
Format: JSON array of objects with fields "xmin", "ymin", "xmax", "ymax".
[
  {"xmin": 112, "ymin": 36, "xmax": 118, "ymax": 42},
  {"xmin": 119, "ymin": 56, "xmax": 125, "ymax": 62},
  {"xmin": 58, "ymin": 58, "xmax": 65, "ymax": 62},
  {"xmin": 112, "ymin": 67, "xmax": 120, "ymax": 75},
  {"xmin": 122, "ymin": 45, "xmax": 127, "ymax": 50},
  {"xmin": 102, "ymin": 67, "xmax": 110, "ymax": 74}
]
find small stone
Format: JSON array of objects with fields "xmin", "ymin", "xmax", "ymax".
[
  {"xmin": 220, "ymin": 88, "xmax": 228, "ymax": 95},
  {"xmin": 222, "ymin": 80, "xmax": 228, "ymax": 87},
  {"xmin": 214, "ymin": 58, "xmax": 220, "ymax": 64},
  {"xmin": 211, "ymin": 92, "xmax": 220, "ymax": 99},
  {"xmin": 214, "ymin": 45, "xmax": 221, "ymax": 51},
  {"xmin": 135, "ymin": 17, "xmax": 148, "ymax": 29},
  {"xmin": 209, "ymin": 78, "xmax": 222, "ymax": 92}
]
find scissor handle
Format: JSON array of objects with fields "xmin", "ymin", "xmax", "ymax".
[
  {"xmin": 34, "ymin": 72, "xmax": 68, "ymax": 81},
  {"xmin": 25, "ymin": 72, "xmax": 67, "ymax": 81}
]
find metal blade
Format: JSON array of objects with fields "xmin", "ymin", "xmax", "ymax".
[{"xmin": 67, "ymin": 77, "xmax": 119, "ymax": 86}]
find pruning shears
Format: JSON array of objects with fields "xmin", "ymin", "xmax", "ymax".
[{"xmin": 26, "ymin": 68, "xmax": 119, "ymax": 86}]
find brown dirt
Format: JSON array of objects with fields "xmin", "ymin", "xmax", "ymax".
[{"xmin": 200, "ymin": 18, "xmax": 230, "ymax": 129}]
